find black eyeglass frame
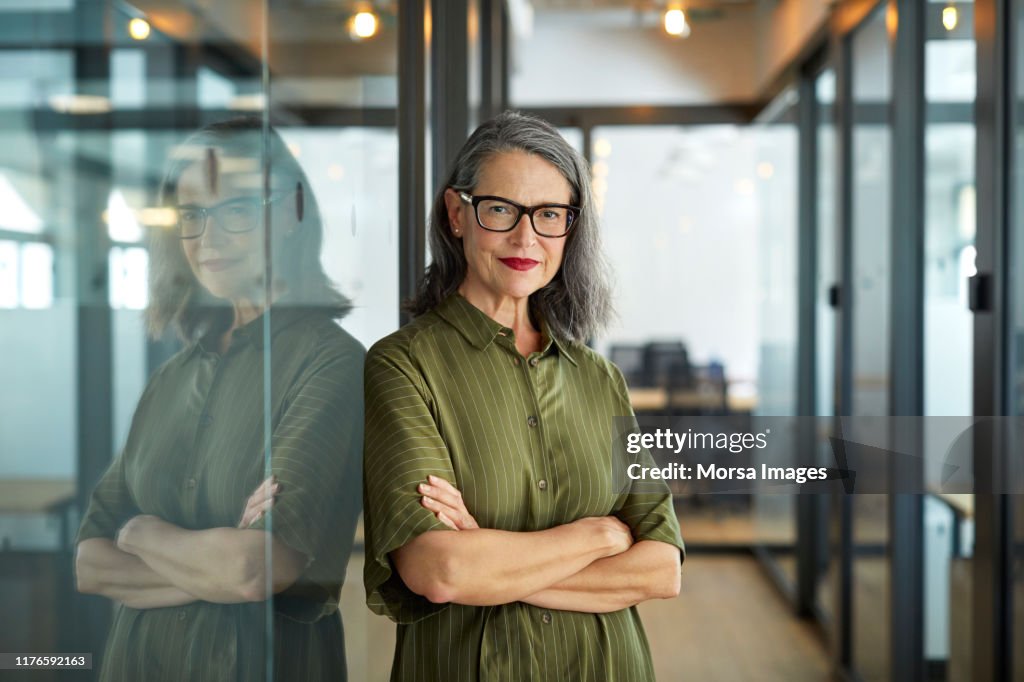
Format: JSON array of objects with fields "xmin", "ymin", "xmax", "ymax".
[
  {"xmin": 176, "ymin": 190, "xmax": 295, "ymax": 240},
  {"xmin": 457, "ymin": 191, "xmax": 580, "ymax": 238}
]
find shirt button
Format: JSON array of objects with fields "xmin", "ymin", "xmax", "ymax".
[
  {"xmin": 178, "ymin": 611, "xmax": 187, "ymax": 621},
  {"xmin": 529, "ymin": 357, "xmax": 539, "ymax": 367},
  {"xmin": 527, "ymin": 416, "xmax": 538, "ymax": 428},
  {"xmin": 186, "ymin": 478, "xmax": 197, "ymax": 489},
  {"xmin": 538, "ymin": 479, "xmax": 548, "ymax": 491},
  {"xmin": 541, "ymin": 611, "xmax": 552, "ymax": 624},
  {"xmin": 513, "ymin": 357, "xmax": 521, "ymax": 366}
]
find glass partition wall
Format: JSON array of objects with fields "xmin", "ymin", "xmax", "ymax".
[{"xmin": 0, "ymin": 2, "xmax": 399, "ymax": 678}]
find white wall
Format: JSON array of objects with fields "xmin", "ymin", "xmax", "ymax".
[
  {"xmin": 593, "ymin": 125, "xmax": 766, "ymax": 385},
  {"xmin": 511, "ymin": 8, "xmax": 761, "ymax": 106}
]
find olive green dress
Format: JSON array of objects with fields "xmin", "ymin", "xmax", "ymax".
[
  {"xmin": 77, "ymin": 308, "xmax": 364, "ymax": 682},
  {"xmin": 363, "ymin": 293, "xmax": 685, "ymax": 682}
]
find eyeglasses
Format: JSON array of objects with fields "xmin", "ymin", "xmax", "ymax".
[
  {"xmin": 177, "ymin": 191, "xmax": 293, "ymax": 240},
  {"xmin": 458, "ymin": 191, "xmax": 579, "ymax": 238}
]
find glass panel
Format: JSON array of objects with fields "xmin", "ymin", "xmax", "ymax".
[
  {"xmin": 924, "ymin": 15, "xmax": 976, "ymax": 680},
  {"xmin": 815, "ymin": 67, "xmax": 839, "ymax": 629},
  {"xmin": 752, "ymin": 92, "xmax": 800, "ymax": 588},
  {"xmin": 593, "ymin": 123, "xmax": 793, "ymax": 547},
  {"xmin": 1012, "ymin": 1, "xmax": 1024, "ymax": 678},
  {"xmin": 850, "ymin": 7, "xmax": 892, "ymax": 680},
  {"xmin": 0, "ymin": 1, "xmax": 398, "ymax": 679}
]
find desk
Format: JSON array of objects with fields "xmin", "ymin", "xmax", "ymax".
[
  {"xmin": 629, "ymin": 388, "xmax": 757, "ymax": 414},
  {"xmin": 0, "ymin": 479, "xmax": 75, "ymax": 514}
]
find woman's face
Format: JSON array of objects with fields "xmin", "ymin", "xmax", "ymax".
[
  {"xmin": 445, "ymin": 151, "xmax": 572, "ymax": 304},
  {"xmin": 176, "ymin": 150, "xmax": 297, "ymax": 302}
]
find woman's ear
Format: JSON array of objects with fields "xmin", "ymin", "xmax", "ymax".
[{"xmin": 443, "ymin": 188, "xmax": 465, "ymax": 237}]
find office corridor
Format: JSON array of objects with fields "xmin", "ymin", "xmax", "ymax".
[
  {"xmin": 338, "ymin": 552, "xmax": 831, "ymax": 681},
  {"xmin": 639, "ymin": 555, "xmax": 830, "ymax": 681}
]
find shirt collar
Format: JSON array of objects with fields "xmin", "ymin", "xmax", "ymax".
[
  {"xmin": 191, "ymin": 305, "xmax": 321, "ymax": 354},
  {"xmin": 435, "ymin": 293, "xmax": 578, "ymax": 366}
]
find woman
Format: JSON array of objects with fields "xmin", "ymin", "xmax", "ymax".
[
  {"xmin": 364, "ymin": 111, "xmax": 684, "ymax": 681},
  {"xmin": 75, "ymin": 118, "xmax": 363, "ymax": 681}
]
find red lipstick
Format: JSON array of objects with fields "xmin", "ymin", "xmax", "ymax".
[
  {"xmin": 499, "ymin": 257, "xmax": 539, "ymax": 271},
  {"xmin": 201, "ymin": 258, "xmax": 239, "ymax": 272}
]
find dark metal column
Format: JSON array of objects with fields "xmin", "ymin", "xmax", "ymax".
[
  {"xmin": 430, "ymin": 0, "xmax": 470, "ymax": 185},
  {"xmin": 398, "ymin": 0, "xmax": 429, "ymax": 321},
  {"xmin": 479, "ymin": 0, "xmax": 510, "ymax": 122},
  {"xmin": 833, "ymin": 30, "xmax": 855, "ymax": 677},
  {"xmin": 888, "ymin": 0, "xmax": 926, "ymax": 679},
  {"xmin": 145, "ymin": 44, "xmax": 196, "ymax": 374},
  {"xmin": 795, "ymin": 70, "xmax": 820, "ymax": 619},
  {"xmin": 973, "ymin": 0, "xmax": 1013, "ymax": 678}
]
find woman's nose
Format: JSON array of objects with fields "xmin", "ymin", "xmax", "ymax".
[
  {"xmin": 508, "ymin": 213, "xmax": 536, "ymax": 246},
  {"xmin": 199, "ymin": 214, "xmax": 229, "ymax": 247}
]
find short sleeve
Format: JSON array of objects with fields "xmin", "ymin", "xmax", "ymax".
[
  {"xmin": 362, "ymin": 341, "xmax": 457, "ymax": 624},
  {"xmin": 248, "ymin": 339, "xmax": 365, "ymax": 614},
  {"xmin": 76, "ymin": 448, "xmax": 140, "ymax": 543},
  {"xmin": 608, "ymin": 365, "xmax": 686, "ymax": 560},
  {"xmin": 75, "ymin": 361, "xmax": 169, "ymax": 543}
]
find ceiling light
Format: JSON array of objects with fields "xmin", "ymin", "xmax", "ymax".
[
  {"xmin": 48, "ymin": 94, "xmax": 112, "ymax": 115},
  {"xmin": 350, "ymin": 11, "xmax": 379, "ymax": 40},
  {"xmin": 228, "ymin": 93, "xmax": 267, "ymax": 112},
  {"xmin": 128, "ymin": 17, "xmax": 151, "ymax": 41},
  {"xmin": 942, "ymin": 6, "xmax": 958, "ymax": 31},
  {"xmin": 664, "ymin": 9, "xmax": 690, "ymax": 38}
]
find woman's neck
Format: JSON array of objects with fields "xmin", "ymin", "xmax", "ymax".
[
  {"xmin": 457, "ymin": 283, "xmax": 543, "ymax": 356},
  {"xmin": 212, "ymin": 292, "xmax": 273, "ymax": 354}
]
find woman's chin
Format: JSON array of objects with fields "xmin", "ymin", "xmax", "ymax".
[{"xmin": 199, "ymin": 277, "xmax": 257, "ymax": 303}]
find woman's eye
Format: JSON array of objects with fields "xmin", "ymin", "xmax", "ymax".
[
  {"xmin": 179, "ymin": 210, "xmax": 199, "ymax": 222},
  {"xmin": 489, "ymin": 205, "xmax": 509, "ymax": 214}
]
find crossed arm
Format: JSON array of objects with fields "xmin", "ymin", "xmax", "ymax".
[
  {"xmin": 76, "ymin": 477, "xmax": 306, "ymax": 608},
  {"xmin": 392, "ymin": 476, "xmax": 681, "ymax": 613}
]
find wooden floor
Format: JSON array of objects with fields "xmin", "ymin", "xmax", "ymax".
[{"xmin": 337, "ymin": 553, "xmax": 832, "ymax": 681}]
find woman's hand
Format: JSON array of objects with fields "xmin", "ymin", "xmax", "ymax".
[
  {"xmin": 418, "ymin": 475, "xmax": 479, "ymax": 530},
  {"xmin": 238, "ymin": 476, "xmax": 279, "ymax": 528},
  {"xmin": 115, "ymin": 514, "xmax": 160, "ymax": 554},
  {"xmin": 571, "ymin": 515, "xmax": 634, "ymax": 557}
]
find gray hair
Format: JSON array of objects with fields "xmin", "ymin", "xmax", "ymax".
[
  {"xmin": 406, "ymin": 110, "xmax": 613, "ymax": 343},
  {"xmin": 147, "ymin": 117, "xmax": 350, "ymax": 342}
]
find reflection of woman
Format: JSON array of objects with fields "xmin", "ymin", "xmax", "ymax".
[
  {"xmin": 364, "ymin": 112, "xmax": 684, "ymax": 681},
  {"xmin": 75, "ymin": 119, "xmax": 363, "ymax": 681}
]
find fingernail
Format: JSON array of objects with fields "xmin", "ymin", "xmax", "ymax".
[
  {"xmin": 428, "ymin": 475, "xmax": 439, "ymax": 483},
  {"xmin": 419, "ymin": 483, "xmax": 431, "ymax": 492}
]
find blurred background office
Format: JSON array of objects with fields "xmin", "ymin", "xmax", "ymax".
[{"xmin": 0, "ymin": 0, "xmax": 1019, "ymax": 680}]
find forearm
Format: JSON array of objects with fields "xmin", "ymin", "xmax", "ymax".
[
  {"xmin": 117, "ymin": 517, "xmax": 282, "ymax": 603},
  {"xmin": 521, "ymin": 540, "xmax": 682, "ymax": 613},
  {"xmin": 76, "ymin": 538, "xmax": 197, "ymax": 608},
  {"xmin": 394, "ymin": 519, "xmax": 622, "ymax": 606}
]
